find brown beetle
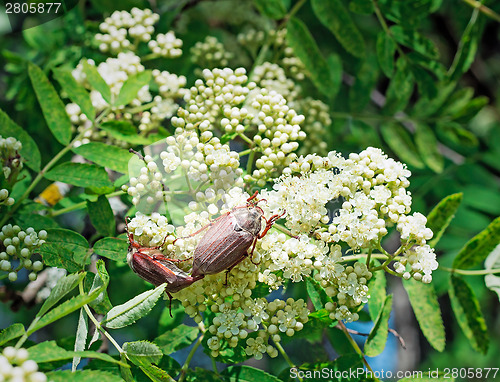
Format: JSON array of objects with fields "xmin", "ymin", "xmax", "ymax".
[
  {"xmin": 126, "ymin": 219, "xmax": 203, "ymax": 315},
  {"xmin": 185, "ymin": 191, "xmax": 285, "ymax": 281}
]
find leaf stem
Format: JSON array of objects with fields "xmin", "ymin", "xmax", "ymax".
[
  {"xmin": 78, "ymin": 281, "xmax": 124, "ymax": 354},
  {"xmin": 439, "ymin": 266, "xmax": 500, "ymax": 276},
  {"xmin": 461, "ymin": 0, "xmax": 500, "ymax": 23},
  {"xmin": 178, "ymin": 332, "xmax": 204, "ymax": 382},
  {"xmin": 49, "ymin": 190, "xmax": 125, "ymax": 217},
  {"xmin": 273, "ymin": 339, "xmax": 303, "ymax": 382},
  {"xmin": 337, "ymin": 321, "xmax": 380, "ymax": 381}
]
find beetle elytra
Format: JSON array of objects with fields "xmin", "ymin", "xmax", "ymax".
[{"xmin": 185, "ymin": 191, "xmax": 285, "ymax": 281}]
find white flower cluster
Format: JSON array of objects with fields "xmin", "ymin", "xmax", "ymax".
[
  {"xmin": 75, "ymin": 53, "xmax": 148, "ymax": 109},
  {"xmin": 172, "ymin": 67, "xmax": 250, "ymax": 132},
  {"xmin": 0, "ymin": 136, "xmax": 23, "ymax": 182},
  {"xmin": 236, "ymin": 29, "xmax": 266, "ymax": 51},
  {"xmin": 0, "ymin": 188, "xmax": 15, "ymax": 206},
  {"xmin": 393, "ymin": 212, "xmax": 437, "ymax": 282},
  {"xmin": 126, "ymin": 189, "xmax": 310, "ymax": 358},
  {"xmin": 290, "ymin": 98, "xmax": 331, "ymax": 156},
  {"xmin": 257, "ymin": 233, "xmax": 329, "ymax": 286},
  {"xmin": 148, "ymin": 31, "xmax": 183, "ymax": 58},
  {"xmin": 281, "ymin": 46, "xmax": 306, "ymax": 81},
  {"xmin": 124, "ymin": 129, "xmax": 243, "ymax": 214},
  {"xmin": 0, "ymin": 347, "xmax": 47, "ymax": 382},
  {"xmin": 96, "ymin": 8, "xmax": 159, "ymax": 53},
  {"xmin": 252, "ymin": 62, "xmax": 299, "ymax": 102},
  {"xmin": 190, "ymin": 36, "xmax": 233, "ymax": 70},
  {"xmin": 0, "ymin": 225, "xmax": 46, "ymax": 282}
]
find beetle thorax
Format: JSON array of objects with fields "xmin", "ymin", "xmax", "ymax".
[{"xmin": 232, "ymin": 206, "xmax": 262, "ymax": 236}]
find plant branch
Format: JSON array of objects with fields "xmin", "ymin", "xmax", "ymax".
[
  {"xmin": 439, "ymin": 266, "xmax": 500, "ymax": 275},
  {"xmin": 461, "ymin": 0, "xmax": 500, "ymax": 23},
  {"xmin": 337, "ymin": 321, "xmax": 380, "ymax": 380},
  {"xmin": 178, "ymin": 333, "xmax": 204, "ymax": 382}
]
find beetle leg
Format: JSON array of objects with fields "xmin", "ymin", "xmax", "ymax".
[
  {"xmin": 258, "ymin": 210, "xmax": 286, "ymax": 239},
  {"xmin": 166, "ymin": 291, "xmax": 173, "ymax": 317},
  {"xmin": 222, "ymin": 255, "xmax": 246, "ymax": 286},
  {"xmin": 248, "ymin": 238, "xmax": 260, "ymax": 265}
]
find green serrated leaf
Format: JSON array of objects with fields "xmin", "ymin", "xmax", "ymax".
[
  {"xmin": 45, "ymin": 162, "xmax": 113, "ymax": 188},
  {"xmin": 53, "ymin": 68, "xmax": 95, "ymax": 120},
  {"xmin": 380, "ymin": 123, "xmax": 424, "ymax": 168},
  {"xmin": 123, "ymin": 340, "xmax": 163, "ymax": 367},
  {"xmin": 349, "ymin": 0, "xmax": 374, "ymax": 14},
  {"xmin": 38, "ymin": 272, "xmax": 87, "ymax": 317},
  {"xmin": 222, "ymin": 365, "xmax": 283, "ymax": 382},
  {"xmin": 93, "ymin": 237, "xmax": 128, "ymax": 262},
  {"xmin": 448, "ymin": 7, "xmax": 484, "ymax": 82},
  {"xmin": 390, "ymin": 25, "xmax": 439, "ymax": 59},
  {"xmin": 436, "ymin": 122, "xmax": 478, "ymax": 148},
  {"xmin": 415, "ymin": 123, "xmax": 443, "ymax": 173},
  {"xmin": 463, "ymin": 186, "xmax": 500, "ymax": 215},
  {"xmin": 0, "ymin": 109, "xmax": 41, "ymax": 172},
  {"xmin": 87, "ymin": 260, "xmax": 112, "ymax": 315},
  {"xmin": 453, "ymin": 217, "xmax": 500, "ymax": 270},
  {"xmin": 87, "ymin": 195, "xmax": 115, "ymax": 237},
  {"xmin": 29, "ymin": 292, "xmax": 102, "ymax": 335},
  {"xmin": 311, "ymin": 0, "xmax": 365, "ymax": 58},
  {"xmin": 115, "ymin": 71, "xmax": 152, "ymax": 106},
  {"xmin": 100, "ymin": 120, "xmax": 153, "ymax": 145},
  {"xmin": 0, "ymin": 323, "xmax": 25, "ymax": 346},
  {"xmin": 384, "ymin": 58, "xmax": 415, "ymax": 114},
  {"xmin": 368, "ymin": 264, "xmax": 386, "ymax": 321},
  {"xmin": 411, "ymin": 65, "xmax": 438, "ymax": 99},
  {"xmin": 376, "ymin": 32, "xmax": 396, "ymax": 78},
  {"xmin": 364, "ymin": 294, "xmax": 393, "ymax": 357},
  {"xmin": 449, "ymin": 275, "xmax": 489, "ymax": 354},
  {"xmin": 427, "ymin": 193, "xmax": 463, "ymax": 248},
  {"xmin": 286, "ymin": 18, "xmax": 334, "ymax": 97},
  {"xmin": 154, "ymin": 324, "xmax": 200, "ymax": 355},
  {"xmin": 73, "ymin": 142, "xmax": 134, "ymax": 174},
  {"xmin": 28, "ymin": 62, "xmax": 72, "ymax": 145},
  {"xmin": 253, "ymin": 0, "xmax": 286, "ymax": 19},
  {"xmin": 72, "ymin": 308, "xmax": 89, "ymax": 371},
  {"xmin": 39, "ymin": 228, "xmax": 90, "ymax": 269},
  {"xmin": 305, "ymin": 277, "xmax": 323, "ymax": 311},
  {"xmin": 82, "ymin": 61, "xmax": 112, "ymax": 104},
  {"xmin": 103, "ymin": 283, "xmax": 166, "ymax": 329},
  {"xmin": 484, "ymin": 244, "xmax": 500, "ymax": 301},
  {"xmin": 46, "ymin": 370, "xmax": 124, "ymax": 382},
  {"xmin": 327, "ymin": 54, "xmax": 342, "ymax": 100},
  {"xmin": 403, "ymin": 279, "xmax": 445, "ymax": 352},
  {"xmin": 349, "ymin": 55, "xmax": 378, "ymax": 112},
  {"xmin": 139, "ymin": 364, "xmax": 176, "ymax": 382}
]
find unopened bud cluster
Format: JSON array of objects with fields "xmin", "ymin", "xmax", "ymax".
[
  {"xmin": 96, "ymin": 8, "xmax": 161, "ymax": 54},
  {"xmin": 0, "ymin": 347, "xmax": 47, "ymax": 382},
  {"xmin": 0, "ymin": 225, "xmax": 46, "ymax": 282},
  {"xmin": 0, "ymin": 188, "xmax": 15, "ymax": 206},
  {"xmin": 190, "ymin": 36, "xmax": 233, "ymax": 69},
  {"xmin": 291, "ymin": 98, "xmax": 331, "ymax": 156},
  {"xmin": 0, "ymin": 136, "xmax": 23, "ymax": 184},
  {"xmin": 252, "ymin": 62, "xmax": 299, "ymax": 102}
]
